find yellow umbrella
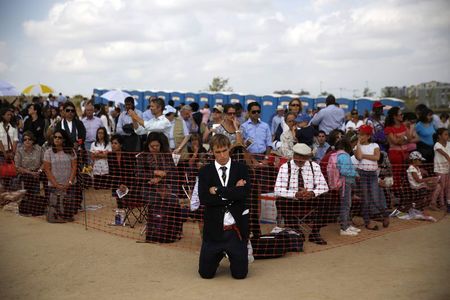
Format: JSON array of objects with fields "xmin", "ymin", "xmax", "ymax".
[{"xmin": 22, "ymin": 83, "xmax": 54, "ymax": 95}]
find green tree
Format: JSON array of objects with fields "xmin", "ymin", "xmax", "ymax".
[
  {"xmin": 273, "ymin": 89, "xmax": 293, "ymax": 95},
  {"xmin": 295, "ymin": 89, "xmax": 310, "ymax": 96},
  {"xmin": 207, "ymin": 76, "xmax": 233, "ymax": 92},
  {"xmin": 363, "ymin": 87, "xmax": 375, "ymax": 97}
]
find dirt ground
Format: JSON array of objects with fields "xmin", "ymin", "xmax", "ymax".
[{"xmin": 0, "ymin": 211, "xmax": 449, "ymax": 300}]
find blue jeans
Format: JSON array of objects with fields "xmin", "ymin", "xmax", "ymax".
[
  {"xmin": 358, "ymin": 169, "xmax": 387, "ymax": 225},
  {"xmin": 340, "ymin": 179, "xmax": 354, "ymax": 230}
]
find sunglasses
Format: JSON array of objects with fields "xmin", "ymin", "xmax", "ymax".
[
  {"xmin": 251, "ymin": 110, "xmax": 261, "ymax": 115},
  {"xmin": 227, "ymin": 112, "xmax": 236, "ymax": 116},
  {"xmin": 54, "ymin": 135, "xmax": 63, "ymax": 140},
  {"xmin": 23, "ymin": 137, "xmax": 32, "ymax": 141},
  {"xmin": 290, "ymin": 103, "xmax": 300, "ymax": 107},
  {"xmin": 65, "ymin": 109, "xmax": 75, "ymax": 113}
]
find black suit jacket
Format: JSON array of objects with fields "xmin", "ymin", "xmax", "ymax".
[
  {"xmin": 55, "ymin": 118, "xmax": 86, "ymax": 144},
  {"xmin": 198, "ymin": 160, "xmax": 251, "ymax": 242}
]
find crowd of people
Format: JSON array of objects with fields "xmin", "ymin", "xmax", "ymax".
[{"xmin": 0, "ymin": 93, "xmax": 449, "ymax": 249}]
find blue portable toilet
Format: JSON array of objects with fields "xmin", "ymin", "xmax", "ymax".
[
  {"xmin": 355, "ymin": 97, "xmax": 376, "ymax": 115},
  {"xmin": 277, "ymin": 95, "xmax": 294, "ymax": 110},
  {"xmin": 94, "ymin": 88, "xmax": 109, "ymax": 105},
  {"xmin": 314, "ymin": 96, "xmax": 327, "ymax": 110},
  {"xmin": 244, "ymin": 95, "xmax": 261, "ymax": 111},
  {"xmin": 185, "ymin": 93, "xmax": 198, "ymax": 105},
  {"xmin": 336, "ymin": 97, "xmax": 355, "ymax": 114},
  {"xmin": 170, "ymin": 92, "xmax": 185, "ymax": 107},
  {"xmin": 125, "ymin": 90, "xmax": 144, "ymax": 112},
  {"xmin": 380, "ymin": 97, "xmax": 405, "ymax": 113},
  {"xmin": 198, "ymin": 93, "xmax": 211, "ymax": 107},
  {"xmin": 261, "ymin": 95, "xmax": 278, "ymax": 124},
  {"xmin": 229, "ymin": 93, "xmax": 245, "ymax": 106},
  {"xmin": 212, "ymin": 93, "xmax": 228, "ymax": 107},
  {"xmin": 156, "ymin": 91, "xmax": 170, "ymax": 103},
  {"xmin": 299, "ymin": 96, "xmax": 315, "ymax": 113}
]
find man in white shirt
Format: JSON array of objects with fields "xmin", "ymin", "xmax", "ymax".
[
  {"xmin": 274, "ymin": 143, "xmax": 329, "ymax": 245},
  {"xmin": 129, "ymin": 97, "xmax": 171, "ymax": 139}
]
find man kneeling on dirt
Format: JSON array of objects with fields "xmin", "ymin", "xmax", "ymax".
[{"xmin": 274, "ymin": 143, "xmax": 330, "ymax": 245}]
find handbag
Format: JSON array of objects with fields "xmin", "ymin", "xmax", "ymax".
[{"xmin": 0, "ymin": 161, "xmax": 16, "ymax": 177}]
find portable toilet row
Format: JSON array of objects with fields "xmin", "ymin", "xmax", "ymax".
[{"xmin": 95, "ymin": 88, "xmax": 404, "ymax": 124}]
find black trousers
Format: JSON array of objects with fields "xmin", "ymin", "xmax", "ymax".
[
  {"xmin": 198, "ymin": 230, "xmax": 248, "ymax": 279},
  {"xmin": 276, "ymin": 193, "xmax": 337, "ymax": 233}
]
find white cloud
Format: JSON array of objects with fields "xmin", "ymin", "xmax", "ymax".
[
  {"xmin": 2, "ymin": 0, "xmax": 447, "ymax": 97},
  {"xmin": 51, "ymin": 49, "xmax": 88, "ymax": 72}
]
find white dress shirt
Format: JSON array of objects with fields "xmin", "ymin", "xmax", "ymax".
[
  {"xmin": 274, "ymin": 159, "xmax": 329, "ymax": 199},
  {"xmin": 134, "ymin": 115, "xmax": 172, "ymax": 138},
  {"xmin": 214, "ymin": 158, "xmax": 235, "ymax": 226}
]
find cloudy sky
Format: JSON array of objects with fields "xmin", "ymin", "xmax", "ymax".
[{"xmin": 0, "ymin": 0, "xmax": 449, "ymax": 97}]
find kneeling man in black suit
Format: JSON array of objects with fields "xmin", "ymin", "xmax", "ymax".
[{"xmin": 198, "ymin": 134, "xmax": 251, "ymax": 279}]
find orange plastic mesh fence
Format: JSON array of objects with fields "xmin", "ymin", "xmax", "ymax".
[{"xmin": 1, "ymin": 150, "xmax": 447, "ymax": 256}]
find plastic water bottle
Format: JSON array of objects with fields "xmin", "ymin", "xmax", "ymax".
[
  {"xmin": 115, "ymin": 209, "xmax": 121, "ymax": 225},
  {"xmin": 247, "ymin": 240, "xmax": 254, "ymax": 264}
]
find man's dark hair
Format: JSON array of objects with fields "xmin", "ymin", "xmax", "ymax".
[
  {"xmin": 168, "ymin": 100, "xmax": 175, "ymax": 106},
  {"xmin": 189, "ymin": 102, "xmax": 200, "ymax": 112},
  {"xmin": 318, "ymin": 130, "xmax": 326, "ymax": 136},
  {"xmin": 247, "ymin": 101, "xmax": 260, "ymax": 112},
  {"xmin": 124, "ymin": 96, "xmax": 135, "ymax": 109},
  {"xmin": 325, "ymin": 95, "xmax": 336, "ymax": 106},
  {"xmin": 151, "ymin": 98, "xmax": 165, "ymax": 112}
]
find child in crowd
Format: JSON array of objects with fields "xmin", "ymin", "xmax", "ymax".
[
  {"xmin": 335, "ymin": 138, "xmax": 360, "ymax": 236},
  {"xmin": 407, "ymin": 151, "xmax": 441, "ymax": 210},
  {"xmin": 433, "ymin": 128, "xmax": 450, "ymax": 211},
  {"xmin": 355, "ymin": 125, "xmax": 389, "ymax": 230}
]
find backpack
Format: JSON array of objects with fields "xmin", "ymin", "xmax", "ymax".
[{"xmin": 326, "ymin": 150, "xmax": 346, "ymax": 190}]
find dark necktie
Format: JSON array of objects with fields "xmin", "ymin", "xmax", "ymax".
[
  {"xmin": 298, "ymin": 166, "xmax": 304, "ymax": 189},
  {"xmin": 220, "ymin": 166, "xmax": 227, "ymax": 186}
]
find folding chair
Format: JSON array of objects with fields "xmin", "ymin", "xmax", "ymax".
[{"xmin": 122, "ymin": 191, "xmax": 147, "ymax": 228}]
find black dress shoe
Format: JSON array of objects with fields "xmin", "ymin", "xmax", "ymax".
[{"xmin": 308, "ymin": 234, "xmax": 327, "ymax": 245}]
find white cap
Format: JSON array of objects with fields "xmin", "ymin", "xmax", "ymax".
[
  {"xmin": 292, "ymin": 143, "xmax": 312, "ymax": 156},
  {"xmin": 163, "ymin": 105, "xmax": 177, "ymax": 115},
  {"xmin": 276, "ymin": 105, "xmax": 284, "ymax": 110}
]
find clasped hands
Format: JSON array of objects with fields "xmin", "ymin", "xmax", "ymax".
[
  {"xmin": 295, "ymin": 188, "xmax": 315, "ymax": 200},
  {"xmin": 209, "ymin": 179, "xmax": 246, "ymax": 195}
]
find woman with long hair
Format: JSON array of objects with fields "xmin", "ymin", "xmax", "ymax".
[
  {"xmin": 91, "ymin": 127, "xmax": 111, "ymax": 189},
  {"xmin": 136, "ymin": 132, "xmax": 175, "ymax": 201},
  {"xmin": 213, "ymin": 104, "xmax": 243, "ymax": 146},
  {"xmin": 97, "ymin": 104, "xmax": 114, "ymax": 135},
  {"xmin": 107, "ymin": 135, "xmax": 134, "ymax": 209},
  {"xmin": 43, "ymin": 129, "xmax": 77, "ymax": 222},
  {"xmin": 384, "ymin": 107, "xmax": 411, "ymax": 189}
]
